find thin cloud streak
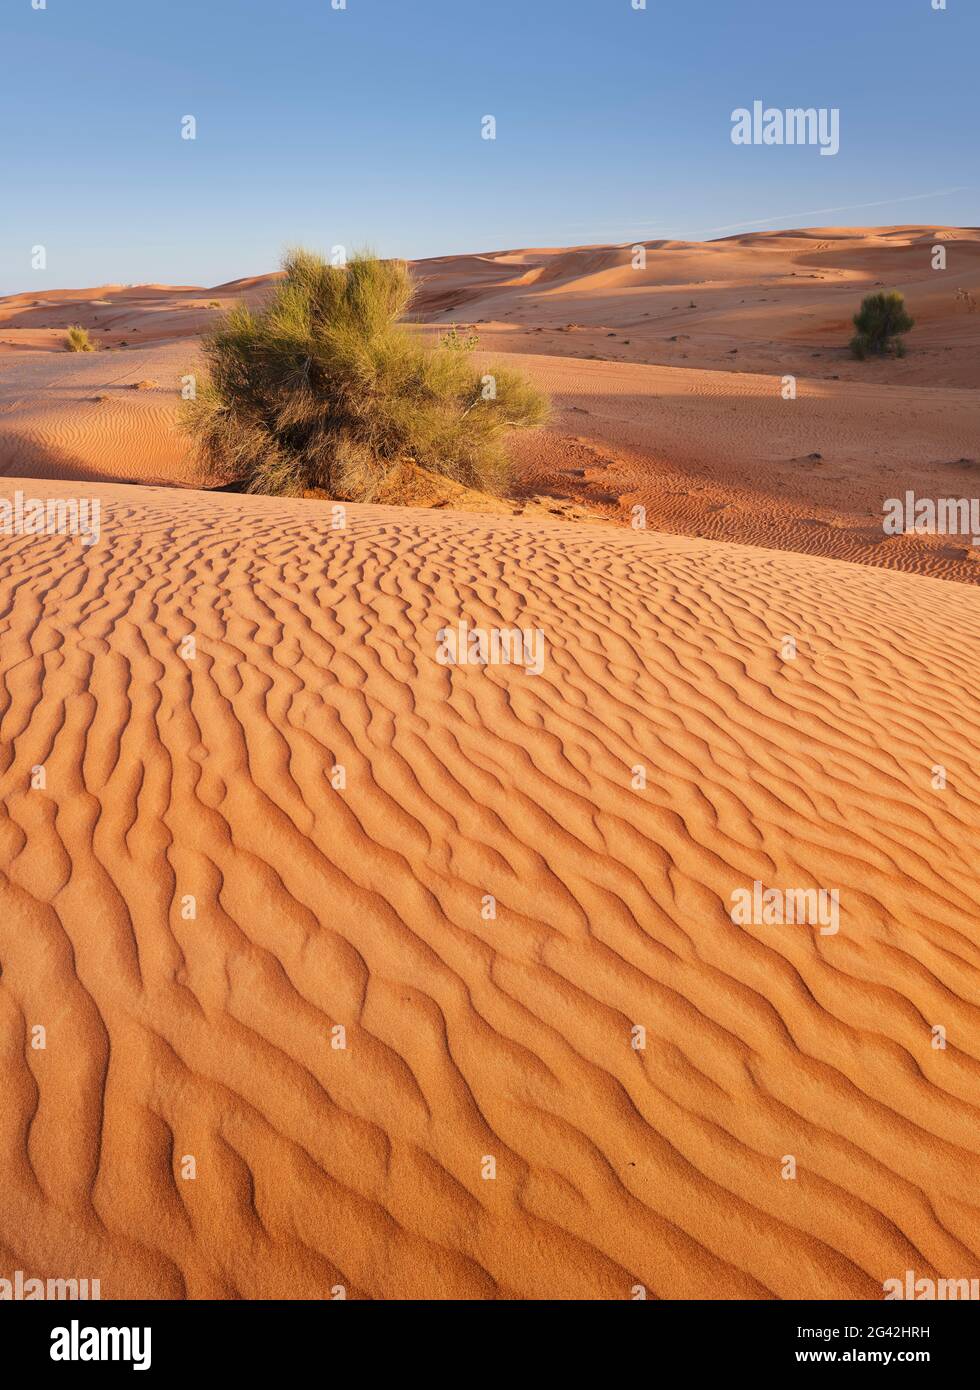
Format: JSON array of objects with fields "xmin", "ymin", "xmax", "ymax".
[{"xmin": 699, "ymin": 188, "xmax": 972, "ymax": 237}]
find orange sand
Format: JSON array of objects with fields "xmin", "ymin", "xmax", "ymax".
[
  {"xmin": 0, "ymin": 480, "xmax": 978, "ymax": 1299},
  {"xmin": 1, "ymin": 229, "xmax": 979, "ymax": 1300},
  {"xmin": 2, "ymin": 226, "xmax": 978, "ymax": 580}
]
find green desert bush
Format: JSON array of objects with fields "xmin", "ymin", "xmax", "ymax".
[
  {"xmin": 440, "ymin": 322, "xmax": 480, "ymax": 352},
  {"xmin": 66, "ymin": 324, "xmax": 94, "ymax": 352},
  {"xmin": 182, "ymin": 249, "xmax": 548, "ymax": 500},
  {"xmin": 850, "ymin": 291, "xmax": 914, "ymax": 360}
]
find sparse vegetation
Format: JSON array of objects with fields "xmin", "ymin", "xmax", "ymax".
[
  {"xmin": 66, "ymin": 324, "xmax": 94, "ymax": 352},
  {"xmin": 850, "ymin": 291, "xmax": 914, "ymax": 360},
  {"xmin": 182, "ymin": 249, "xmax": 548, "ymax": 501},
  {"xmin": 439, "ymin": 323, "xmax": 479, "ymax": 352}
]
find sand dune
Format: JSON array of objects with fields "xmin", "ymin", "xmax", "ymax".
[
  {"xmin": 1, "ymin": 480, "xmax": 978, "ymax": 1299},
  {"xmin": 503, "ymin": 353, "xmax": 980, "ymax": 582},
  {"xmin": 2, "ymin": 227, "xmax": 978, "ymax": 583}
]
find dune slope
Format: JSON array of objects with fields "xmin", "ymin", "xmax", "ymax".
[
  {"xmin": 0, "ymin": 482, "xmax": 978, "ymax": 1299},
  {"xmin": 2, "ymin": 227, "xmax": 979, "ymax": 583}
]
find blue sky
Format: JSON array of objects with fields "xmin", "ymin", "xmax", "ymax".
[{"xmin": 1, "ymin": 0, "xmax": 976, "ymax": 293}]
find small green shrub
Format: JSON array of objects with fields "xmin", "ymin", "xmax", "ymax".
[
  {"xmin": 440, "ymin": 323, "xmax": 479, "ymax": 352},
  {"xmin": 850, "ymin": 291, "xmax": 914, "ymax": 359},
  {"xmin": 182, "ymin": 249, "xmax": 548, "ymax": 500}
]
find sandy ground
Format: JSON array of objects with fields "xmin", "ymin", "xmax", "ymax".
[
  {"xmin": 2, "ymin": 226, "xmax": 979, "ymax": 580},
  {"xmin": 0, "ymin": 480, "xmax": 978, "ymax": 1299},
  {"xmin": 1, "ymin": 232, "xmax": 979, "ymax": 1301}
]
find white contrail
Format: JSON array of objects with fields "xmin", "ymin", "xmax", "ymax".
[{"xmin": 700, "ymin": 187, "xmax": 972, "ymax": 237}]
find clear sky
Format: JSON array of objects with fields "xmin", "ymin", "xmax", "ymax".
[{"xmin": 1, "ymin": 0, "xmax": 976, "ymax": 293}]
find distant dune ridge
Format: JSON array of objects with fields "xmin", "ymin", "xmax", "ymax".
[
  {"xmin": 1, "ymin": 226, "xmax": 979, "ymax": 579},
  {"xmin": 0, "ymin": 481, "xmax": 978, "ymax": 1299}
]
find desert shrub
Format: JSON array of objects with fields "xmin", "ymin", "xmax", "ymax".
[
  {"xmin": 182, "ymin": 249, "xmax": 548, "ymax": 499},
  {"xmin": 440, "ymin": 323, "xmax": 479, "ymax": 352},
  {"xmin": 66, "ymin": 324, "xmax": 94, "ymax": 352},
  {"xmin": 850, "ymin": 291, "xmax": 914, "ymax": 359}
]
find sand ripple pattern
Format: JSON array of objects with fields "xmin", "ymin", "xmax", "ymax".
[{"xmin": 0, "ymin": 482, "xmax": 978, "ymax": 1299}]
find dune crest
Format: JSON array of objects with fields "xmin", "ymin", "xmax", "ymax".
[{"xmin": 2, "ymin": 227, "xmax": 979, "ymax": 583}]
